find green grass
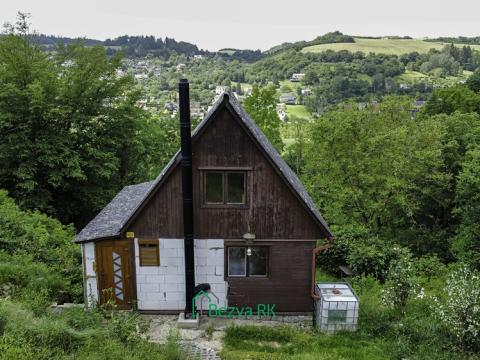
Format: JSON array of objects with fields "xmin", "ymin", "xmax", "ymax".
[
  {"xmin": 302, "ymin": 38, "xmax": 480, "ymax": 55},
  {"xmin": 398, "ymin": 69, "xmax": 474, "ymax": 86},
  {"xmin": 219, "ymin": 270, "xmax": 471, "ymax": 360},
  {"xmin": 285, "ymin": 105, "xmax": 312, "ymax": 120},
  {"xmin": 221, "ymin": 325, "xmax": 392, "ymax": 360}
]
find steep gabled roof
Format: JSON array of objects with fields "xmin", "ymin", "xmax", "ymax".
[{"xmin": 75, "ymin": 93, "xmax": 332, "ymax": 243}]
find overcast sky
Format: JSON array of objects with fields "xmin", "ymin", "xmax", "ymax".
[{"xmin": 1, "ymin": 0, "xmax": 479, "ymax": 51}]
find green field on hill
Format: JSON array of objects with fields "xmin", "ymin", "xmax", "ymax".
[{"xmin": 302, "ymin": 37, "xmax": 480, "ymax": 55}]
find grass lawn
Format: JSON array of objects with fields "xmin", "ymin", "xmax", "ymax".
[
  {"xmin": 219, "ymin": 268, "xmax": 469, "ymax": 360},
  {"xmin": 302, "ymin": 37, "xmax": 480, "ymax": 55},
  {"xmin": 285, "ymin": 105, "xmax": 313, "ymax": 120},
  {"xmin": 398, "ymin": 70, "xmax": 474, "ymax": 87},
  {"xmin": 220, "ymin": 325, "xmax": 392, "ymax": 360}
]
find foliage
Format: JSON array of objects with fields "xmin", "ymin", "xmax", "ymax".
[
  {"xmin": 433, "ymin": 266, "xmax": 480, "ymax": 352},
  {"xmin": 423, "ymin": 85, "xmax": 480, "ymax": 115},
  {"xmin": 304, "ymin": 97, "xmax": 448, "ymax": 236},
  {"xmin": 453, "ymin": 147, "xmax": 480, "ymax": 269},
  {"xmin": 381, "ymin": 252, "xmax": 419, "ymax": 312},
  {"xmin": 244, "ymin": 85, "xmax": 284, "ymax": 152},
  {"xmin": 0, "ymin": 15, "xmax": 172, "ymax": 228},
  {"xmin": 467, "ymin": 70, "xmax": 480, "ymax": 93},
  {"xmin": 316, "ymin": 225, "xmax": 414, "ymax": 282},
  {"xmin": 0, "ymin": 300, "xmax": 182, "ymax": 360},
  {"xmin": 0, "ymin": 190, "xmax": 81, "ymax": 302}
]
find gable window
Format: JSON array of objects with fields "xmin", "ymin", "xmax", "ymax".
[
  {"xmin": 204, "ymin": 171, "xmax": 246, "ymax": 205},
  {"xmin": 138, "ymin": 239, "xmax": 160, "ymax": 266},
  {"xmin": 227, "ymin": 246, "xmax": 268, "ymax": 277}
]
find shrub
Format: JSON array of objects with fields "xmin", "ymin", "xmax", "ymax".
[
  {"xmin": 316, "ymin": 225, "xmax": 369, "ymax": 274},
  {"xmin": 0, "ymin": 252, "xmax": 68, "ymax": 306},
  {"xmin": 350, "ymin": 276, "xmax": 394, "ymax": 337},
  {"xmin": 0, "ymin": 190, "xmax": 81, "ymax": 302},
  {"xmin": 433, "ymin": 265, "xmax": 480, "ymax": 352},
  {"xmin": 414, "ymin": 255, "xmax": 447, "ymax": 278},
  {"xmin": 381, "ymin": 252, "xmax": 419, "ymax": 312},
  {"xmin": 348, "ymin": 239, "xmax": 412, "ymax": 282}
]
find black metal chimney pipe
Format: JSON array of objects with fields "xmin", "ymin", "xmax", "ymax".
[{"xmin": 179, "ymin": 79, "xmax": 195, "ymax": 317}]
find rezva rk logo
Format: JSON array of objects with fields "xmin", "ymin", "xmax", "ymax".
[{"xmin": 192, "ymin": 290, "xmax": 276, "ymax": 319}]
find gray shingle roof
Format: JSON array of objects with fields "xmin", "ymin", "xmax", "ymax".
[{"xmin": 74, "ymin": 92, "xmax": 332, "ymax": 243}]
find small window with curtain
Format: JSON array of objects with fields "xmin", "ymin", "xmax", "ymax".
[
  {"xmin": 204, "ymin": 171, "xmax": 246, "ymax": 205},
  {"xmin": 227, "ymin": 246, "xmax": 268, "ymax": 277},
  {"xmin": 139, "ymin": 239, "xmax": 160, "ymax": 266}
]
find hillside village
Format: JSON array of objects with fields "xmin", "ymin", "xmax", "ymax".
[{"xmin": 110, "ymin": 33, "xmax": 478, "ymax": 124}]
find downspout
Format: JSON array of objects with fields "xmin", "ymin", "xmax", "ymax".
[
  {"xmin": 311, "ymin": 237, "xmax": 334, "ymax": 300},
  {"xmin": 179, "ymin": 79, "xmax": 195, "ymax": 317}
]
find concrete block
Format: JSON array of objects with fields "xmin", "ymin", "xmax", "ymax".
[
  {"xmin": 161, "ymin": 282, "xmax": 179, "ymax": 292},
  {"xmin": 195, "ymin": 240, "xmax": 207, "ymax": 249},
  {"xmin": 145, "ymin": 275, "xmax": 165, "ymax": 284},
  {"xmin": 139, "ymin": 267, "xmax": 158, "ymax": 275},
  {"xmin": 177, "ymin": 312, "xmax": 200, "ymax": 329},
  {"xmin": 140, "ymin": 283, "xmax": 159, "ymax": 293},
  {"xmin": 165, "ymin": 274, "xmax": 184, "ymax": 284},
  {"xmin": 195, "ymin": 256, "xmax": 207, "ymax": 266},
  {"xmin": 207, "ymin": 239, "xmax": 224, "ymax": 248},
  {"xmin": 162, "ymin": 248, "xmax": 178, "ymax": 258},
  {"xmin": 167, "ymin": 291, "xmax": 184, "ymax": 301}
]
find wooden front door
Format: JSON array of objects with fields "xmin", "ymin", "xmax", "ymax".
[{"xmin": 96, "ymin": 240, "xmax": 135, "ymax": 309}]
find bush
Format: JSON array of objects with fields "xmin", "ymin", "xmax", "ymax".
[
  {"xmin": 0, "ymin": 299, "xmax": 175, "ymax": 360},
  {"xmin": 316, "ymin": 225, "xmax": 369, "ymax": 274},
  {"xmin": 0, "ymin": 252, "xmax": 68, "ymax": 307},
  {"xmin": 316, "ymin": 225, "xmax": 414, "ymax": 282},
  {"xmin": 414, "ymin": 255, "xmax": 447, "ymax": 278},
  {"xmin": 432, "ymin": 266, "xmax": 480, "ymax": 352},
  {"xmin": 381, "ymin": 252, "xmax": 419, "ymax": 312},
  {"xmin": 0, "ymin": 190, "xmax": 81, "ymax": 302}
]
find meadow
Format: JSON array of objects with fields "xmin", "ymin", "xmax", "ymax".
[{"xmin": 302, "ymin": 37, "xmax": 480, "ymax": 55}]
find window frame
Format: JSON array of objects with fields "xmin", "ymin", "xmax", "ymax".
[
  {"xmin": 138, "ymin": 239, "xmax": 160, "ymax": 267},
  {"xmin": 226, "ymin": 246, "xmax": 269, "ymax": 278},
  {"xmin": 201, "ymin": 169, "xmax": 249, "ymax": 208}
]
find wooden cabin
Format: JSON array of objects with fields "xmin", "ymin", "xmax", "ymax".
[{"xmin": 75, "ymin": 92, "xmax": 332, "ymax": 313}]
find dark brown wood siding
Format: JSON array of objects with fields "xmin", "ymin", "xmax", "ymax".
[
  {"xmin": 129, "ymin": 106, "xmax": 323, "ymax": 240},
  {"xmin": 226, "ymin": 241, "xmax": 315, "ymax": 312}
]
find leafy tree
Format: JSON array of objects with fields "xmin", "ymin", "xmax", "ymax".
[
  {"xmin": 466, "ymin": 71, "xmax": 480, "ymax": 93},
  {"xmin": 453, "ymin": 147, "xmax": 480, "ymax": 268},
  {"xmin": 303, "ymin": 70, "xmax": 319, "ymax": 85},
  {"xmin": 423, "ymin": 86, "xmax": 480, "ymax": 115},
  {"xmin": 283, "ymin": 116, "xmax": 309, "ymax": 174},
  {"xmin": 244, "ymin": 85, "xmax": 284, "ymax": 152},
  {"xmin": 0, "ymin": 13, "xmax": 169, "ymax": 228},
  {"xmin": 303, "ymin": 97, "xmax": 448, "ymax": 237}
]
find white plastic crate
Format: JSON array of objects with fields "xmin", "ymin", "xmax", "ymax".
[{"xmin": 315, "ymin": 283, "xmax": 359, "ymax": 332}]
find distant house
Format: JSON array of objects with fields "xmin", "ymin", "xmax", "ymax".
[
  {"xmin": 176, "ymin": 63, "xmax": 186, "ymax": 71},
  {"xmin": 280, "ymin": 93, "xmax": 297, "ymax": 105},
  {"xmin": 193, "ymin": 55, "xmax": 204, "ymax": 60},
  {"xmin": 215, "ymin": 85, "xmax": 229, "ymax": 95},
  {"xmin": 190, "ymin": 101, "xmax": 203, "ymax": 118},
  {"xmin": 413, "ymin": 100, "xmax": 426, "ymax": 107},
  {"xmin": 399, "ymin": 83, "xmax": 410, "ymax": 90},
  {"xmin": 291, "ymin": 73, "xmax": 305, "ymax": 82},
  {"xmin": 301, "ymin": 88, "xmax": 312, "ymax": 96},
  {"xmin": 164, "ymin": 102, "xmax": 178, "ymax": 113}
]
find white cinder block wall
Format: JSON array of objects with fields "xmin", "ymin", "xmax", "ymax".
[
  {"xmin": 82, "ymin": 242, "xmax": 98, "ymax": 307},
  {"xmin": 134, "ymin": 238, "xmax": 228, "ymax": 311}
]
